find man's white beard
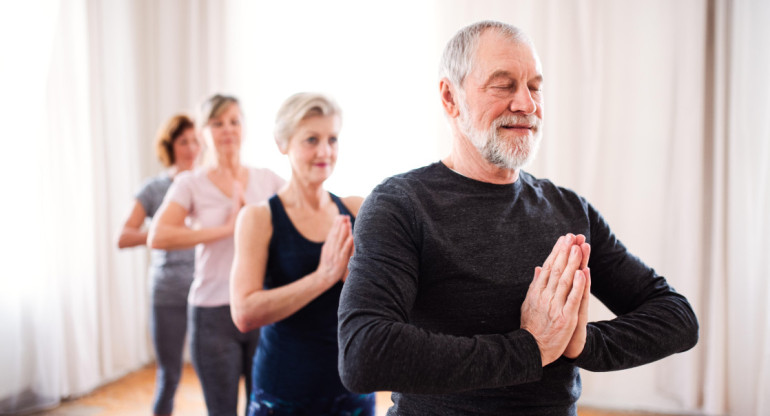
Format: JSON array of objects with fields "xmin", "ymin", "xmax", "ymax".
[{"xmin": 458, "ymin": 97, "xmax": 542, "ymax": 171}]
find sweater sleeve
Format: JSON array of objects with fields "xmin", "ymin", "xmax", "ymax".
[
  {"xmin": 337, "ymin": 182, "xmax": 543, "ymax": 394},
  {"xmin": 574, "ymin": 203, "xmax": 699, "ymax": 371}
]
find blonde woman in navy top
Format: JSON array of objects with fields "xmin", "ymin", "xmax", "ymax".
[{"xmin": 230, "ymin": 93, "xmax": 375, "ymax": 416}]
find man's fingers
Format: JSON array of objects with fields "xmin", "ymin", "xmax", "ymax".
[
  {"xmin": 534, "ymin": 239, "xmax": 557, "ymax": 292},
  {"xmin": 564, "ymin": 269, "xmax": 587, "ymax": 315},
  {"xmin": 579, "ymin": 243, "xmax": 591, "ymax": 270},
  {"xmin": 574, "ymin": 234, "xmax": 589, "ymax": 268},
  {"xmin": 553, "ymin": 244, "xmax": 583, "ymax": 302},
  {"xmin": 530, "ymin": 266, "xmax": 543, "ymax": 290},
  {"xmin": 546, "ymin": 234, "xmax": 576, "ymax": 293},
  {"xmin": 544, "ymin": 235, "xmax": 570, "ymax": 293},
  {"xmin": 580, "ymin": 269, "xmax": 591, "ymax": 322}
]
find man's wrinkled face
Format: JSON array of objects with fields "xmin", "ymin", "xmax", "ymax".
[{"xmin": 457, "ymin": 30, "xmax": 544, "ymax": 170}]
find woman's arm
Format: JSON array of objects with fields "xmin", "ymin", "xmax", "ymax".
[
  {"xmin": 230, "ymin": 205, "xmax": 353, "ymax": 333},
  {"xmin": 117, "ymin": 200, "xmax": 148, "ymax": 249},
  {"xmin": 148, "ymin": 200, "xmax": 235, "ymax": 250}
]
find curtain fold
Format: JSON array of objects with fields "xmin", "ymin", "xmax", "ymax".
[
  {"xmin": 701, "ymin": 0, "xmax": 729, "ymax": 412},
  {"xmin": 723, "ymin": 0, "xmax": 770, "ymax": 415}
]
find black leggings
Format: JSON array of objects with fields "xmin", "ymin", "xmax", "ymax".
[
  {"xmin": 150, "ymin": 303, "xmax": 188, "ymax": 415},
  {"xmin": 189, "ymin": 305, "xmax": 260, "ymax": 416}
]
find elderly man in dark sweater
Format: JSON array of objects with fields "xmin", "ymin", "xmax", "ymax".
[{"xmin": 338, "ymin": 20, "xmax": 698, "ymax": 416}]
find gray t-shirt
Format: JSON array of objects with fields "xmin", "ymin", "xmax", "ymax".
[
  {"xmin": 136, "ymin": 173, "xmax": 194, "ymax": 306},
  {"xmin": 338, "ymin": 162, "xmax": 698, "ymax": 415}
]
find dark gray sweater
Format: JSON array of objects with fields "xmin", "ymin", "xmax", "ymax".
[{"xmin": 338, "ymin": 162, "xmax": 698, "ymax": 415}]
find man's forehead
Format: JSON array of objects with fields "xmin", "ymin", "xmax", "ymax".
[{"xmin": 471, "ymin": 34, "xmax": 542, "ymax": 81}]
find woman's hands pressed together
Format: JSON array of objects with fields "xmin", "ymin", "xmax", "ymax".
[{"xmin": 316, "ymin": 215, "xmax": 354, "ymax": 288}]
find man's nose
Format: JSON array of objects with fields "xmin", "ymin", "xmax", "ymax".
[{"xmin": 509, "ymin": 88, "xmax": 537, "ymax": 114}]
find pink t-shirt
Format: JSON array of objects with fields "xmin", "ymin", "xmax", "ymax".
[{"xmin": 167, "ymin": 167, "xmax": 285, "ymax": 307}]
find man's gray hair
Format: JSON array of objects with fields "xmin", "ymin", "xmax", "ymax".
[{"xmin": 439, "ymin": 21, "xmax": 531, "ymax": 91}]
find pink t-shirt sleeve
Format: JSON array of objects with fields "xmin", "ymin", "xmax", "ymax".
[{"xmin": 166, "ymin": 171, "xmax": 195, "ymax": 213}]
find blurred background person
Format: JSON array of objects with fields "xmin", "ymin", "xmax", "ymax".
[
  {"xmin": 117, "ymin": 113, "xmax": 199, "ymax": 416},
  {"xmin": 149, "ymin": 94, "xmax": 285, "ymax": 416},
  {"xmin": 230, "ymin": 93, "xmax": 375, "ymax": 416}
]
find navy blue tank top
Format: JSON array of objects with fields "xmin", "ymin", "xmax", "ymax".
[{"xmin": 252, "ymin": 193, "xmax": 355, "ymax": 403}]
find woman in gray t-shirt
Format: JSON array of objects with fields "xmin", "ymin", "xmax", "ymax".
[{"xmin": 117, "ymin": 114, "xmax": 200, "ymax": 416}]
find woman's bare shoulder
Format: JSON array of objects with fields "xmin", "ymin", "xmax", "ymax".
[
  {"xmin": 238, "ymin": 201, "xmax": 273, "ymax": 230},
  {"xmin": 340, "ymin": 195, "xmax": 365, "ymax": 217}
]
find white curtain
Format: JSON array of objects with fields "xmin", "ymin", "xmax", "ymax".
[
  {"xmin": 0, "ymin": 1, "xmax": 768, "ymax": 415},
  {"xmin": 0, "ymin": 0, "xmax": 230, "ymax": 413},
  {"xmin": 0, "ymin": 0, "xmax": 146, "ymax": 412}
]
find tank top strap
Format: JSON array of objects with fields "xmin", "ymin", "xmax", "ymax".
[
  {"xmin": 329, "ymin": 193, "xmax": 355, "ymax": 222},
  {"xmin": 267, "ymin": 194, "xmax": 293, "ymax": 233},
  {"xmin": 269, "ymin": 193, "xmax": 354, "ymax": 232}
]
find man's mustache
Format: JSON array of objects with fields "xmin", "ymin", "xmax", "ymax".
[{"xmin": 494, "ymin": 114, "xmax": 542, "ymax": 131}]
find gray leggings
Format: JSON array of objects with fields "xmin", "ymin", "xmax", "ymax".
[
  {"xmin": 189, "ymin": 305, "xmax": 259, "ymax": 416},
  {"xmin": 150, "ymin": 303, "xmax": 188, "ymax": 415}
]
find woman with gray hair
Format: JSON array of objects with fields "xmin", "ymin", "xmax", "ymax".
[
  {"xmin": 150, "ymin": 94, "xmax": 285, "ymax": 416},
  {"xmin": 230, "ymin": 92, "xmax": 375, "ymax": 416}
]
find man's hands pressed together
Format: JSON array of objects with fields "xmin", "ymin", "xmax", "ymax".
[{"xmin": 520, "ymin": 234, "xmax": 592, "ymax": 366}]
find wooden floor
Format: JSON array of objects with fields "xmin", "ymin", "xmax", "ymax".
[{"xmin": 32, "ymin": 363, "xmax": 673, "ymax": 416}]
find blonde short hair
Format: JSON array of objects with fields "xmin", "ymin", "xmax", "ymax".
[
  {"xmin": 199, "ymin": 94, "xmax": 240, "ymax": 127},
  {"xmin": 274, "ymin": 93, "xmax": 341, "ymax": 151},
  {"xmin": 154, "ymin": 114, "xmax": 195, "ymax": 167}
]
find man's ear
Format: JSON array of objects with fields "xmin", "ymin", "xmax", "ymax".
[{"xmin": 440, "ymin": 78, "xmax": 461, "ymax": 118}]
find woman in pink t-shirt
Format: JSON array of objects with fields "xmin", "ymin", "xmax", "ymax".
[{"xmin": 150, "ymin": 94, "xmax": 284, "ymax": 416}]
